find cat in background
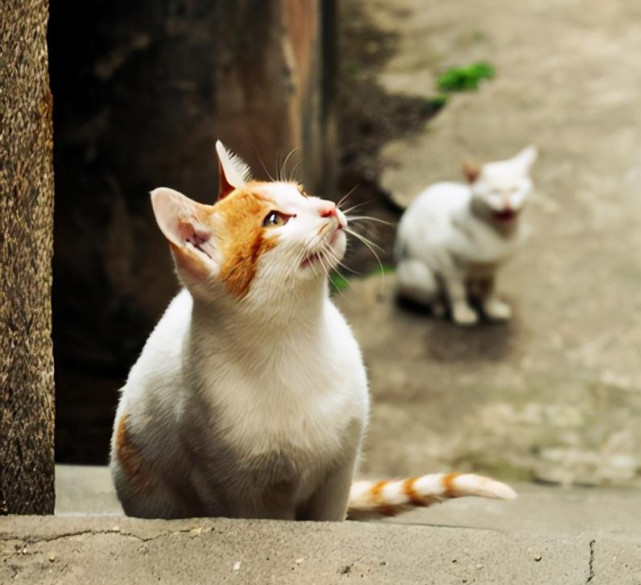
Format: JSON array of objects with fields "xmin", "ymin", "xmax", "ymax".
[
  {"xmin": 395, "ymin": 146, "xmax": 538, "ymax": 326},
  {"xmin": 110, "ymin": 141, "xmax": 516, "ymax": 521}
]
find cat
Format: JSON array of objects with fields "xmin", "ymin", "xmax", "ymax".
[
  {"xmin": 109, "ymin": 141, "xmax": 516, "ymax": 520},
  {"xmin": 395, "ymin": 146, "xmax": 538, "ymax": 325}
]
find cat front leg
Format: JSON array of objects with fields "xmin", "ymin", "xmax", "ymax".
[
  {"xmin": 478, "ymin": 277, "xmax": 512, "ymax": 321},
  {"xmin": 297, "ymin": 458, "xmax": 356, "ymax": 521},
  {"xmin": 297, "ymin": 421, "xmax": 362, "ymax": 521},
  {"xmin": 443, "ymin": 273, "xmax": 478, "ymax": 326}
]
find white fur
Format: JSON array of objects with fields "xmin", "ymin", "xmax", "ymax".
[
  {"xmin": 215, "ymin": 140, "xmax": 252, "ymax": 188},
  {"xmin": 110, "ymin": 166, "xmax": 369, "ymax": 520},
  {"xmin": 395, "ymin": 146, "xmax": 537, "ymax": 325}
]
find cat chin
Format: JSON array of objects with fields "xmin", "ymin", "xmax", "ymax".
[{"xmin": 300, "ymin": 229, "xmax": 346, "ymax": 271}]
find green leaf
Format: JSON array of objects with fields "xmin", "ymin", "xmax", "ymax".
[
  {"xmin": 436, "ymin": 62, "xmax": 496, "ymax": 92},
  {"xmin": 330, "ymin": 273, "xmax": 350, "ymax": 293}
]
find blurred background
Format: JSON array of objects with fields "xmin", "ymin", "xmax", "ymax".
[{"xmin": 49, "ymin": 0, "xmax": 641, "ymax": 489}]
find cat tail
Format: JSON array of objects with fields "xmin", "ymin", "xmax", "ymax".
[{"xmin": 346, "ymin": 473, "xmax": 516, "ymax": 520}]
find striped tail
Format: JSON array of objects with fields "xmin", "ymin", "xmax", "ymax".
[{"xmin": 347, "ymin": 473, "xmax": 517, "ymax": 520}]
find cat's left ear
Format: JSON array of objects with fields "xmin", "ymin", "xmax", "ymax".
[
  {"xmin": 216, "ymin": 140, "xmax": 252, "ymax": 200},
  {"xmin": 151, "ymin": 187, "xmax": 220, "ymax": 284},
  {"xmin": 513, "ymin": 145, "xmax": 538, "ymax": 175},
  {"xmin": 462, "ymin": 160, "xmax": 482, "ymax": 183}
]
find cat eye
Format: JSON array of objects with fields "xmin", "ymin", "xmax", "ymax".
[{"xmin": 263, "ymin": 211, "xmax": 292, "ymax": 227}]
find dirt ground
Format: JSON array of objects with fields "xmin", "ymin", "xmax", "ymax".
[{"xmin": 336, "ymin": 0, "xmax": 641, "ymax": 487}]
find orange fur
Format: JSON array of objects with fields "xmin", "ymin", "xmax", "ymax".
[
  {"xmin": 402, "ymin": 476, "xmax": 428, "ymax": 506},
  {"xmin": 216, "ymin": 187, "xmax": 279, "ymax": 298},
  {"xmin": 368, "ymin": 480, "xmax": 395, "ymax": 516},
  {"xmin": 442, "ymin": 472, "xmax": 461, "ymax": 497},
  {"xmin": 115, "ymin": 415, "xmax": 153, "ymax": 492}
]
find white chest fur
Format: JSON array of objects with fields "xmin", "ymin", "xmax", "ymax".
[{"xmin": 187, "ymin": 302, "xmax": 369, "ymax": 462}]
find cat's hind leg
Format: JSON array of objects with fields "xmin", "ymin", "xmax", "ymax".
[
  {"xmin": 396, "ymin": 259, "xmax": 445, "ymax": 317},
  {"xmin": 111, "ymin": 414, "xmax": 193, "ymax": 518}
]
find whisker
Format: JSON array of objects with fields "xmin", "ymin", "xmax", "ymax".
[
  {"xmin": 287, "ymin": 158, "xmax": 303, "ymax": 183},
  {"xmin": 345, "ymin": 215, "xmax": 396, "ymax": 227},
  {"xmin": 251, "ymin": 146, "xmax": 275, "ymax": 182},
  {"xmin": 337, "ymin": 184, "xmax": 360, "ymax": 209},
  {"xmin": 279, "ymin": 148, "xmax": 299, "ymax": 182},
  {"xmin": 326, "ymin": 246, "xmax": 363, "ymax": 276},
  {"xmin": 344, "ymin": 227, "xmax": 384, "ymax": 252},
  {"xmin": 345, "ymin": 227, "xmax": 387, "ymax": 286},
  {"xmin": 342, "ymin": 201, "xmax": 370, "ymax": 215},
  {"xmin": 316, "ymin": 248, "xmax": 331, "ymax": 280}
]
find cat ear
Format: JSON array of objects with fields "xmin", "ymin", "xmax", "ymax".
[
  {"xmin": 151, "ymin": 187, "xmax": 219, "ymax": 281},
  {"xmin": 462, "ymin": 160, "xmax": 482, "ymax": 183},
  {"xmin": 512, "ymin": 145, "xmax": 538, "ymax": 175},
  {"xmin": 216, "ymin": 140, "xmax": 252, "ymax": 200}
]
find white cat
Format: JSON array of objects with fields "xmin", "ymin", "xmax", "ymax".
[
  {"xmin": 110, "ymin": 142, "xmax": 516, "ymax": 520},
  {"xmin": 395, "ymin": 146, "xmax": 538, "ymax": 325}
]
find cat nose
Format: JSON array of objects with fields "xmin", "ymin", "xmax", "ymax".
[{"xmin": 320, "ymin": 204, "xmax": 338, "ymax": 219}]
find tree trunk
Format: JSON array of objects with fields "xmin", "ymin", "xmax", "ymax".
[{"xmin": 0, "ymin": 0, "xmax": 56, "ymax": 514}]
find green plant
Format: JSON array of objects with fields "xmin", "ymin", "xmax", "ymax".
[
  {"xmin": 436, "ymin": 62, "xmax": 495, "ymax": 92},
  {"xmin": 330, "ymin": 273, "xmax": 350, "ymax": 293},
  {"xmin": 374, "ymin": 264, "xmax": 395, "ymax": 276}
]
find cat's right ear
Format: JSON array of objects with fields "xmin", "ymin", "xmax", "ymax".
[
  {"xmin": 216, "ymin": 140, "xmax": 252, "ymax": 200},
  {"xmin": 462, "ymin": 160, "xmax": 482, "ymax": 183},
  {"xmin": 151, "ymin": 187, "xmax": 219, "ymax": 282}
]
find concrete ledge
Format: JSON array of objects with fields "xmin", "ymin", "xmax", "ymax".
[
  {"xmin": 2, "ymin": 515, "xmax": 639, "ymax": 584},
  {"xmin": 1, "ymin": 466, "xmax": 640, "ymax": 583}
]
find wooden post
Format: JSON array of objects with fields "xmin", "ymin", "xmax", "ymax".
[{"xmin": 0, "ymin": 0, "xmax": 56, "ymax": 514}]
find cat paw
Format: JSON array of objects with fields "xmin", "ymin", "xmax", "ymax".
[
  {"xmin": 452, "ymin": 304, "xmax": 479, "ymax": 326},
  {"xmin": 484, "ymin": 299, "xmax": 512, "ymax": 321}
]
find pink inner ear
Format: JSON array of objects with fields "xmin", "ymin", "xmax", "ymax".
[
  {"xmin": 217, "ymin": 161, "xmax": 235, "ymax": 200},
  {"xmin": 177, "ymin": 220, "xmax": 212, "ymax": 257}
]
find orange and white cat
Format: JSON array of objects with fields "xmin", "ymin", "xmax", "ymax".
[{"xmin": 110, "ymin": 141, "xmax": 515, "ymax": 520}]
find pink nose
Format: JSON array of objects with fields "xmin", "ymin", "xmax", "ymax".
[{"xmin": 321, "ymin": 204, "xmax": 338, "ymax": 218}]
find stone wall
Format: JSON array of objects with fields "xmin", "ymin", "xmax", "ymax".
[
  {"xmin": 0, "ymin": 0, "xmax": 56, "ymax": 513},
  {"xmin": 49, "ymin": 0, "xmax": 336, "ymax": 462}
]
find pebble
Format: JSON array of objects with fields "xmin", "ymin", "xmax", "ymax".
[
  {"xmin": 534, "ymin": 554, "xmax": 543, "ymax": 562},
  {"xmin": 233, "ymin": 561, "xmax": 241, "ymax": 572},
  {"xmin": 48, "ymin": 553, "xmax": 57, "ymax": 562}
]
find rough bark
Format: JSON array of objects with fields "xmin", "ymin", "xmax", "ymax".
[{"xmin": 0, "ymin": 0, "xmax": 56, "ymax": 513}]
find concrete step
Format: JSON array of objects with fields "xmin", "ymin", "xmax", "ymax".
[{"xmin": 1, "ymin": 465, "xmax": 639, "ymax": 584}]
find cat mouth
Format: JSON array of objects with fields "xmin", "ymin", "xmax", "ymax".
[
  {"xmin": 302, "ymin": 252, "xmax": 323, "ymax": 268},
  {"xmin": 301, "ymin": 226, "xmax": 345, "ymax": 268},
  {"xmin": 493, "ymin": 209, "xmax": 518, "ymax": 222}
]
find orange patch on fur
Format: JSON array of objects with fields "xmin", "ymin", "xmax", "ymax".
[
  {"xmin": 402, "ymin": 476, "xmax": 427, "ymax": 506},
  {"xmin": 216, "ymin": 187, "xmax": 279, "ymax": 297},
  {"xmin": 368, "ymin": 480, "xmax": 395, "ymax": 516},
  {"xmin": 369, "ymin": 480, "xmax": 388, "ymax": 501},
  {"xmin": 442, "ymin": 472, "xmax": 461, "ymax": 498},
  {"xmin": 115, "ymin": 415, "xmax": 152, "ymax": 491}
]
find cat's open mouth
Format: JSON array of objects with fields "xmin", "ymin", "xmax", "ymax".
[{"xmin": 493, "ymin": 209, "xmax": 517, "ymax": 222}]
